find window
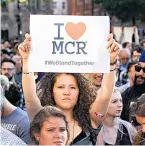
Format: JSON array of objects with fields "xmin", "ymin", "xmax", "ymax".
[
  {"xmin": 76, "ymin": 0, "xmax": 81, "ymax": 7},
  {"xmin": 52, "ymin": 1, "xmax": 57, "ymax": 9},
  {"xmin": 62, "ymin": 2, "xmax": 65, "ymax": 9}
]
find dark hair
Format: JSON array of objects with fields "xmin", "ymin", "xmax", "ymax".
[
  {"xmin": 122, "ymin": 42, "xmax": 130, "ymax": 48},
  {"xmin": 36, "ymin": 73, "xmax": 97, "ymax": 144},
  {"xmin": 5, "ymin": 83, "xmax": 21, "ymax": 106},
  {"xmin": 140, "ymin": 39, "xmax": 145, "ymax": 48},
  {"xmin": 30, "ymin": 106, "xmax": 69, "ymax": 145},
  {"xmin": 131, "ymin": 45, "xmax": 143, "ymax": 56},
  {"xmin": 1, "ymin": 58, "xmax": 16, "ymax": 66},
  {"xmin": 1, "ymin": 49, "xmax": 10, "ymax": 56},
  {"xmin": 127, "ymin": 62, "xmax": 137, "ymax": 74},
  {"xmin": 9, "ymin": 51, "xmax": 16, "ymax": 56},
  {"xmin": 131, "ymin": 94, "xmax": 145, "ymax": 117}
]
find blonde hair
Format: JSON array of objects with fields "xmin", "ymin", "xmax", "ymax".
[{"xmin": 97, "ymin": 87, "xmax": 137, "ymax": 145}]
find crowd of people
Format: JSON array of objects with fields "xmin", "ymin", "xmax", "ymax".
[{"xmin": 0, "ymin": 30, "xmax": 145, "ymax": 145}]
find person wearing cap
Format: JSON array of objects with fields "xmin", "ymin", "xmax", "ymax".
[{"xmin": 121, "ymin": 50, "xmax": 145, "ymax": 126}]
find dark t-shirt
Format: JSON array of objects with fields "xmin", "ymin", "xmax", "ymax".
[
  {"xmin": 121, "ymin": 86, "xmax": 141, "ymax": 122},
  {"xmin": 70, "ymin": 131, "xmax": 86, "ymax": 145}
]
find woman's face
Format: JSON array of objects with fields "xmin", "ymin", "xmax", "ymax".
[
  {"xmin": 107, "ymin": 91, "xmax": 123, "ymax": 117},
  {"xmin": 136, "ymin": 116, "xmax": 145, "ymax": 132},
  {"xmin": 34, "ymin": 116, "xmax": 68, "ymax": 146},
  {"xmin": 53, "ymin": 74, "xmax": 79, "ymax": 110}
]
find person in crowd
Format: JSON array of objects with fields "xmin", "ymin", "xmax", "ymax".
[
  {"xmin": 3, "ymin": 41, "xmax": 11, "ymax": 52},
  {"xmin": 140, "ymin": 39, "xmax": 145, "ymax": 50},
  {"xmin": 12, "ymin": 55, "xmax": 22, "ymax": 85},
  {"xmin": 1, "ymin": 127, "xmax": 27, "ymax": 145},
  {"xmin": 1, "ymin": 49, "xmax": 11, "ymax": 61},
  {"xmin": 131, "ymin": 45, "xmax": 143, "ymax": 63},
  {"xmin": 116, "ymin": 49, "xmax": 131, "ymax": 87},
  {"xmin": 0, "ymin": 75, "xmax": 33, "ymax": 144},
  {"xmin": 118, "ymin": 62, "xmax": 136, "ymax": 94},
  {"xmin": 1, "ymin": 58, "xmax": 16, "ymax": 82},
  {"xmin": 1, "ymin": 59, "xmax": 25, "ymax": 110},
  {"xmin": 1, "ymin": 98, "xmax": 33, "ymax": 144},
  {"xmin": 0, "ymin": 86, "xmax": 27, "ymax": 145},
  {"xmin": 14, "ymin": 43, "xmax": 21, "ymax": 55},
  {"xmin": 119, "ymin": 49, "xmax": 131, "ymax": 72},
  {"xmin": 0, "ymin": 75, "xmax": 9, "ymax": 92},
  {"xmin": 30, "ymin": 106, "xmax": 69, "ymax": 145},
  {"xmin": 96, "ymin": 88, "xmax": 136, "ymax": 145},
  {"xmin": 121, "ymin": 50, "xmax": 145, "ymax": 123},
  {"xmin": 18, "ymin": 33, "xmax": 119, "ymax": 145},
  {"xmin": 12, "ymin": 55, "xmax": 26, "ymax": 110},
  {"xmin": 131, "ymin": 94, "xmax": 145, "ymax": 145},
  {"xmin": 122, "ymin": 42, "xmax": 132, "ymax": 52},
  {"xmin": 89, "ymin": 73, "xmax": 103, "ymax": 89},
  {"xmin": 5, "ymin": 83, "xmax": 21, "ymax": 107}
]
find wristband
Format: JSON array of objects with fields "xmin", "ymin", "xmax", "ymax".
[
  {"xmin": 110, "ymin": 68, "xmax": 116, "ymax": 72},
  {"xmin": 23, "ymin": 72, "xmax": 32, "ymax": 74},
  {"xmin": 95, "ymin": 112, "xmax": 104, "ymax": 118}
]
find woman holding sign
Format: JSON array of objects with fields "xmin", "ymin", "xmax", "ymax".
[{"xmin": 18, "ymin": 33, "xmax": 119, "ymax": 145}]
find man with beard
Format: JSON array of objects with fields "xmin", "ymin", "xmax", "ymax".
[
  {"xmin": 1, "ymin": 58, "xmax": 16, "ymax": 82},
  {"xmin": 121, "ymin": 50, "xmax": 145, "ymax": 125}
]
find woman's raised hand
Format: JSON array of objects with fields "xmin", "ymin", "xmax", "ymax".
[
  {"xmin": 18, "ymin": 33, "xmax": 31, "ymax": 60},
  {"xmin": 106, "ymin": 33, "xmax": 120, "ymax": 63}
]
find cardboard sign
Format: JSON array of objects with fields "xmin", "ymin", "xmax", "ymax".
[{"xmin": 29, "ymin": 15, "xmax": 110, "ymax": 73}]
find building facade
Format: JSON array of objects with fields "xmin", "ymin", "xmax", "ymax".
[
  {"xmin": 67, "ymin": 0, "xmax": 103, "ymax": 16},
  {"xmin": 1, "ymin": 1, "xmax": 18, "ymax": 41},
  {"xmin": 52, "ymin": 0, "xmax": 68, "ymax": 15},
  {"xmin": 1, "ymin": 0, "xmax": 53, "ymax": 41}
]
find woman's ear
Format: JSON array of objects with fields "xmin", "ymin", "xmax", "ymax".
[{"xmin": 33, "ymin": 133, "xmax": 40, "ymax": 142}]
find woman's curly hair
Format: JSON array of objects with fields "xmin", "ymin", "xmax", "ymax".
[{"xmin": 36, "ymin": 73, "xmax": 98, "ymax": 144}]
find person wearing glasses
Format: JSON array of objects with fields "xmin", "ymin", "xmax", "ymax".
[
  {"xmin": 1, "ymin": 58, "xmax": 16, "ymax": 82},
  {"xmin": 121, "ymin": 50, "xmax": 145, "ymax": 125}
]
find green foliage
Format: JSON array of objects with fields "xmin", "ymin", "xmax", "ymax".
[
  {"xmin": 43, "ymin": 0, "xmax": 52, "ymax": 3},
  {"xmin": 98, "ymin": 0, "xmax": 145, "ymax": 24}
]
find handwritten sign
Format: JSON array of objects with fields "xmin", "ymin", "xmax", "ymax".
[{"xmin": 29, "ymin": 15, "xmax": 110, "ymax": 73}]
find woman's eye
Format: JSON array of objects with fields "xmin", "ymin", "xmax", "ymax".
[
  {"xmin": 71, "ymin": 87, "xmax": 76, "ymax": 89},
  {"xmin": 58, "ymin": 86, "xmax": 64, "ymax": 88},
  {"xmin": 60, "ymin": 128, "xmax": 66, "ymax": 132},
  {"xmin": 112, "ymin": 100, "xmax": 117, "ymax": 103},
  {"xmin": 47, "ymin": 129, "xmax": 54, "ymax": 132}
]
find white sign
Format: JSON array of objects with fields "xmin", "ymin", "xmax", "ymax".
[{"xmin": 29, "ymin": 15, "xmax": 110, "ymax": 73}]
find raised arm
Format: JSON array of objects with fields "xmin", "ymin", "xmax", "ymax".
[
  {"xmin": 89, "ymin": 34, "xmax": 119, "ymax": 127},
  {"xmin": 18, "ymin": 34, "xmax": 42, "ymax": 121}
]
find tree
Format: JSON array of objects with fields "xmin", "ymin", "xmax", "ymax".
[{"xmin": 96, "ymin": 0, "xmax": 145, "ymax": 25}]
